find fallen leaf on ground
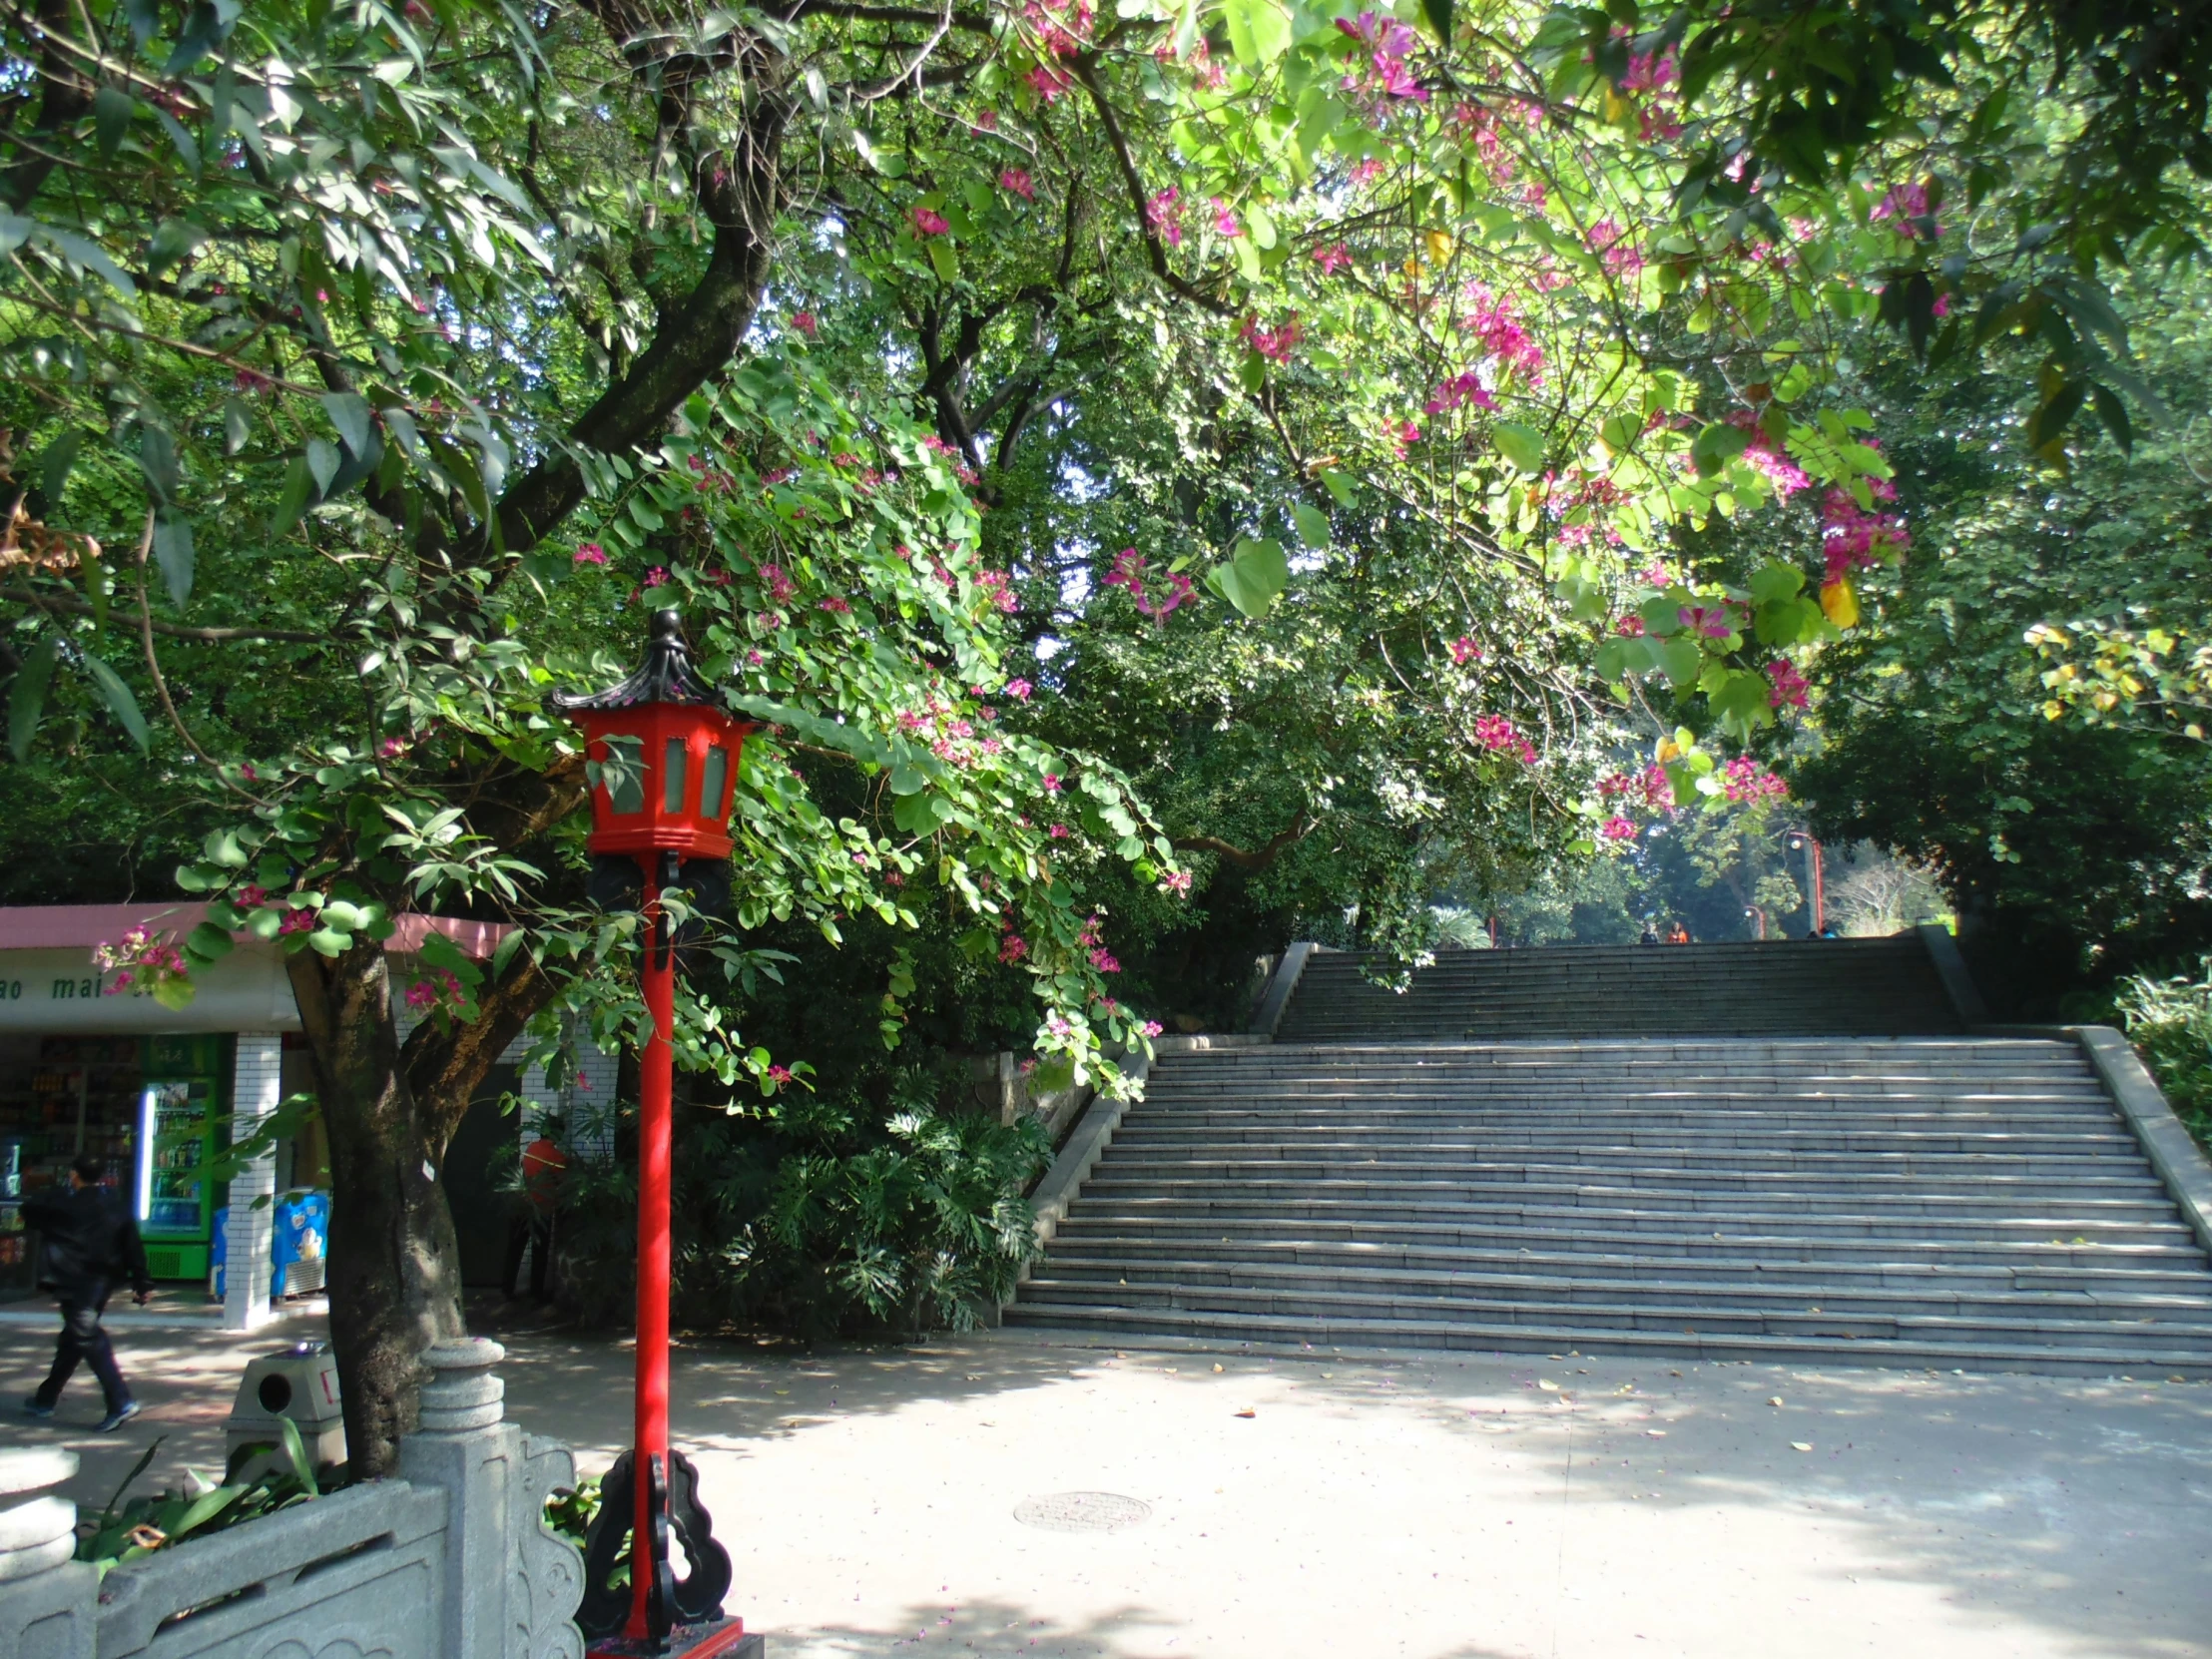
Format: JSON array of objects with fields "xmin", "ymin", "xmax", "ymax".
[
  {"xmin": 1769, "ymin": 1397, "xmax": 1784, "ymax": 1406},
  {"xmin": 1645, "ymin": 1428, "xmax": 1666, "ymax": 1437},
  {"xmin": 1791, "ymin": 1441, "xmax": 1814, "ymax": 1452},
  {"xmin": 1235, "ymin": 1408, "xmax": 1257, "ymax": 1418},
  {"xmin": 1539, "ymin": 1380, "xmax": 1560, "ymax": 1391}
]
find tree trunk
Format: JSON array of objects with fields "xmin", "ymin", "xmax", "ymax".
[{"xmin": 286, "ymin": 944, "xmax": 464, "ymax": 1479}]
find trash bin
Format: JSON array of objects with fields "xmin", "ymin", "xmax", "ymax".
[{"xmin": 225, "ymin": 1340, "xmax": 345, "ymax": 1479}]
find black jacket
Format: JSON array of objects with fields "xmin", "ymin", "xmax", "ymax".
[{"xmin": 23, "ymin": 1184, "xmax": 154, "ymax": 1298}]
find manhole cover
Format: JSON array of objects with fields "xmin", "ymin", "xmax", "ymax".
[{"xmin": 1013, "ymin": 1491, "xmax": 1153, "ymax": 1533}]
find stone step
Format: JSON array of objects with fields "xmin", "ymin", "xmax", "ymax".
[
  {"xmin": 1079, "ymin": 1171, "xmax": 2170, "ymax": 1207},
  {"xmin": 1042, "ymin": 1235, "xmax": 2212, "ymax": 1297},
  {"xmin": 1105, "ymin": 1143, "xmax": 2148, "ymax": 1174},
  {"xmin": 1110, "ymin": 1128, "xmax": 2143, "ymax": 1157},
  {"xmin": 1050, "ymin": 1211, "xmax": 2205, "ymax": 1264},
  {"xmin": 1009, "ymin": 1281, "xmax": 2212, "ymax": 1352},
  {"xmin": 999, "ymin": 1302, "xmax": 2212, "ymax": 1378}
]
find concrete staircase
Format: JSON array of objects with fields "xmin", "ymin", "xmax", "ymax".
[
  {"xmin": 1005, "ymin": 946, "xmax": 2212, "ymax": 1375},
  {"xmin": 1278, "ymin": 938, "xmax": 1961, "ymax": 1041}
]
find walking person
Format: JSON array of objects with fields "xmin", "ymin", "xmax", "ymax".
[
  {"xmin": 503, "ymin": 1124, "xmax": 569, "ymax": 1303},
  {"xmin": 21, "ymin": 1155, "xmax": 154, "ymax": 1430}
]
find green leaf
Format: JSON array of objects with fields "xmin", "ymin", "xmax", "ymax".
[
  {"xmin": 147, "ymin": 218, "xmax": 207, "ymax": 276},
  {"xmin": 185, "ymin": 921, "xmax": 236, "ymax": 964},
  {"xmin": 1655, "ymin": 637, "xmax": 1702, "ymax": 689},
  {"xmin": 1418, "ymin": 0, "xmax": 1451, "ymax": 43},
  {"xmin": 136, "ymin": 423, "xmax": 180, "ymax": 506},
  {"xmin": 93, "ymin": 86, "xmax": 134, "ymax": 157},
  {"xmin": 926, "ymin": 240, "xmax": 958, "ymax": 283},
  {"xmin": 320, "ymin": 392, "xmax": 373, "ymax": 457},
  {"xmin": 153, "ymin": 513, "xmax": 194, "ymax": 606},
  {"xmin": 1292, "ymin": 502, "xmax": 1330, "ymax": 550},
  {"xmin": 1691, "ymin": 421, "xmax": 1751, "ymax": 476},
  {"xmin": 1320, "ymin": 469, "xmax": 1357, "ymax": 508},
  {"xmin": 39, "ymin": 429, "xmax": 84, "ymax": 501},
  {"xmin": 1211, "ymin": 537, "xmax": 1290, "ymax": 618},
  {"xmin": 78, "ymin": 651, "xmax": 150, "ymax": 752},
  {"xmin": 270, "ymin": 457, "xmax": 312, "ymax": 535},
  {"xmin": 276, "ymin": 1415, "xmax": 319, "ymax": 1498},
  {"xmin": 2090, "ymin": 384, "xmax": 2133, "ymax": 455},
  {"xmin": 9, "ymin": 636, "xmax": 58, "ymax": 762},
  {"xmin": 1748, "ymin": 562, "xmax": 1806, "ymax": 605},
  {"xmin": 1492, "ymin": 421, "xmax": 1545, "ymax": 473},
  {"xmin": 223, "ymin": 396, "xmax": 253, "ymax": 456}
]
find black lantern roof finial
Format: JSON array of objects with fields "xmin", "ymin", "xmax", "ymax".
[{"xmin": 548, "ymin": 609, "xmax": 725, "ymax": 713}]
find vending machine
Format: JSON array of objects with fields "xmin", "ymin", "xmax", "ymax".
[{"xmin": 136, "ymin": 1035, "xmax": 230, "ymax": 1282}]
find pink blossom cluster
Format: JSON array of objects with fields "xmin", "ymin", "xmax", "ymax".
[
  {"xmin": 1586, "ymin": 220, "xmax": 1644, "ymax": 277},
  {"xmin": 1873, "ymin": 181, "xmax": 1936, "ymax": 235},
  {"xmin": 1819, "ymin": 484, "xmax": 1909, "ymax": 580},
  {"xmin": 1312, "ymin": 242, "xmax": 1353, "ymax": 276},
  {"xmin": 1335, "ymin": 11, "xmax": 1427, "ymax": 107},
  {"xmin": 909, "ymin": 206, "xmax": 950, "ymax": 237},
  {"xmin": 1089, "ymin": 948, "xmax": 1121, "ymax": 973},
  {"xmin": 1423, "ymin": 372, "xmax": 1498, "ymax": 416},
  {"xmin": 404, "ymin": 969, "xmax": 465, "ymax": 1013},
  {"xmin": 1446, "ymin": 102, "xmax": 1519, "ymax": 187},
  {"xmin": 1139, "ymin": 1019, "xmax": 1165, "ymax": 1038},
  {"xmin": 759, "ymin": 563, "xmax": 798, "ymax": 604},
  {"xmin": 1004, "ymin": 678, "xmax": 1033, "ymax": 702},
  {"xmin": 1026, "ymin": 64, "xmax": 1073, "ymax": 102},
  {"xmin": 1474, "ymin": 714, "xmax": 1538, "ymax": 764},
  {"xmin": 1239, "ymin": 313, "xmax": 1304, "ymax": 363},
  {"xmin": 1000, "ymin": 168, "xmax": 1036, "ymax": 201},
  {"xmin": 1022, "ymin": 0, "xmax": 1093, "ymax": 56},
  {"xmin": 1104, "ymin": 548, "xmax": 1197, "ymax": 621},
  {"xmin": 1677, "ymin": 601, "xmax": 1743, "ymax": 640},
  {"xmin": 1599, "ymin": 816, "xmax": 1638, "ymax": 841},
  {"xmin": 1388, "ymin": 417, "xmax": 1420, "ymax": 457},
  {"xmin": 790, "ymin": 310, "xmax": 818, "ymax": 337},
  {"xmin": 1726, "ymin": 412, "xmax": 1810, "ymax": 496},
  {"xmin": 1597, "ymin": 765, "xmax": 1672, "ymax": 809},
  {"xmin": 1449, "ymin": 635, "xmax": 1482, "ymax": 665},
  {"xmin": 1720, "ymin": 755, "xmax": 1789, "ymax": 804},
  {"xmin": 1459, "ymin": 284, "xmax": 1544, "ymax": 381},
  {"xmin": 95, "ymin": 925, "xmax": 189, "ymax": 995},
  {"xmin": 1614, "ymin": 613, "xmax": 1645, "ymax": 636},
  {"xmin": 1159, "ymin": 868, "xmax": 1193, "ymax": 895},
  {"xmin": 1155, "ymin": 36, "xmax": 1228, "ymax": 90},
  {"xmin": 999, "ymin": 925, "xmax": 1028, "ymax": 964},
  {"xmin": 573, "ymin": 542, "xmax": 608, "ymax": 566},
  {"xmin": 1209, "ymin": 198, "xmax": 1241, "ymax": 238},
  {"xmin": 1619, "ymin": 47, "xmax": 1683, "ymax": 139},
  {"xmin": 974, "ymin": 568, "xmax": 1019, "ymax": 614},
  {"xmin": 1146, "ymin": 188, "xmax": 1186, "ymax": 247},
  {"xmin": 1766, "ymin": 659, "xmax": 1810, "ymax": 710}
]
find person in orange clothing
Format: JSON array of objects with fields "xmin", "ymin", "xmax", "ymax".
[
  {"xmin": 1666, "ymin": 921, "xmax": 1692, "ymax": 944},
  {"xmin": 502, "ymin": 1125, "xmax": 569, "ymax": 1302}
]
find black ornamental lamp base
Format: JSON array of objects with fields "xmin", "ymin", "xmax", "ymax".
[{"xmin": 586, "ymin": 1617, "xmax": 761, "ymax": 1659}]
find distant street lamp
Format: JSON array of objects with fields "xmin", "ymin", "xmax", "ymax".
[
  {"xmin": 552, "ymin": 610, "xmax": 759, "ymax": 1658},
  {"xmin": 1744, "ymin": 904, "xmax": 1767, "ymax": 940},
  {"xmin": 1785, "ymin": 830, "xmax": 1827, "ymax": 935}
]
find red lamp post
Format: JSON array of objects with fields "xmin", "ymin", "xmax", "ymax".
[
  {"xmin": 1787, "ymin": 830, "xmax": 1828, "ymax": 935},
  {"xmin": 552, "ymin": 610, "xmax": 760, "ymax": 1658}
]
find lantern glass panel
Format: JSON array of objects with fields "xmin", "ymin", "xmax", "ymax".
[
  {"xmin": 604, "ymin": 736, "xmax": 645, "ymax": 814},
  {"xmin": 700, "ymin": 746, "xmax": 729, "ymax": 824},
  {"xmin": 663, "ymin": 738, "xmax": 690, "ymax": 815}
]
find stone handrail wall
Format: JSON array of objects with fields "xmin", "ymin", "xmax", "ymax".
[{"xmin": 0, "ymin": 1338, "xmax": 584, "ymax": 1659}]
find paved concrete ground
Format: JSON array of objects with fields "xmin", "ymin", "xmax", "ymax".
[{"xmin": 4, "ymin": 1312, "xmax": 2208, "ymax": 1658}]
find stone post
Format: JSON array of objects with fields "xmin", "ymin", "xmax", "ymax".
[
  {"xmin": 0, "ymin": 1446, "xmax": 96, "ymax": 1659},
  {"xmin": 223, "ymin": 1031, "xmax": 282, "ymax": 1330},
  {"xmin": 398, "ymin": 1338, "xmax": 585, "ymax": 1659}
]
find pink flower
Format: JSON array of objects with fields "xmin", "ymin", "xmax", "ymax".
[
  {"xmin": 404, "ymin": 979, "xmax": 439, "ymax": 1011},
  {"xmin": 643, "ymin": 566, "xmax": 670, "ymax": 588},
  {"xmin": 1614, "ymin": 614, "xmax": 1646, "ymax": 637},
  {"xmin": 1424, "ymin": 372, "xmax": 1497, "ymax": 415},
  {"xmin": 819, "ymin": 596, "xmax": 851, "ymax": 614},
  {"xmin": 378, "ymin": 737, "xmax": 405, "ymax": 759},
  {"xmin": 1720, "ymin": 755, "xmax": 1789, "ymax": 803},
  {"xmin": 1449, "ymin": 636, "xmax": 1481, "ymax": 665},
  {"xmin": 759, "ymin": 563, "xmax": 798, "ymax": 604},
  {"xmin": 1873, "ymin": 181, "xmax": 1936, "ymax": 234},
  {"xmin": 910, "ymin": 206, "xmax": 950, "ymax": 236},
  {"xmin": 1599, "ymin": 816, "xmax": 1638, "ymax": 841},
  {"xmin": 1089, "ymin": 948, "xmax": 1121, "ymax": 973},
  {"xmin": 1146, "ymin": 189, "xmax": 1185, "ymax": 247},
  {"xmin": 1139, "ymin": 1019, "xmax": 1164, "ymax": 1038},
  {"xmin": 1000, "ymin": 168, "xmax": 1036, "ymax": 201},
  {"xmin": 1211, "ymin": 198, "xmax": 1241, "ymax": 239},
  {"xmin": 1238, "ymin": 313, "xmax": 1303, "ymax": 364},
  {"xmin": 1026, "ymin": 63, "xmax": 1073, "ymax": 101},
  {"xmin": 1677, "ymin": 602, "xmax": 1740, "ymax": 640},
  {"xmin": 791, "ymin": 310, "xmax": 819, "ymax": 337},
  {"xmin": 1004, "ymin": 678, "xmax": 1033, "ymax": 702},
  {"xmin": 1766, "ymin": 659, "xmax": 1810, "ymax": 710},
  {"xmin": 574, "ymin": 543, "xmax": 608, "ymax": 566},
  {"xmin": 1389, "ymin": 418, "xmax": 1420, "ymax": 456},
  {"xmin": 277, "ymin": 908, "xmax": 315, "ymax": 935},
  {"xmin": 1049, "ymin": 824, "xmax": 1071, "ymax": 838},
  {"xmin": 1042, "ymin": 773, "xmax": 1062, "ymax": 793},
  {"xmin": 999, "ymin": 932, "xmax": 1029, "ymax": 964},
  {"xmin": 238, "ymin": 884, "xmax": 269, "ymax": 908},
  {"xmin": 1586, "ymin": 220, "xmax": 1643, "ymax": 277},
  {"xmin": 975, "ymin": 108, "xmax": 999, "ymax": 131},
  {"xmin": 1932, "ymin": 292, "xmax": 1950, "ymax": 318},
  {"xmin": 1473, "ymin": 714, "xmax": 1529, "ymax": 756},
  {"xmin": 767, "ymin": 1064, "xmax": 795, "ymax": 1085}
]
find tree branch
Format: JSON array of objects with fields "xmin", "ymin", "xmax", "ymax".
[
  {"xmin": 1172, "ymin": 814, "xmax": 1312, "ymax": 869},
  {"xmin": 4, "ymin": 586, "xmax": 322, "ymax": 640}
]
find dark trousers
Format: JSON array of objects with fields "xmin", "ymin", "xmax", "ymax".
[
  {"xmin": 502, "ymin": 1213, "xmax": 554, "ymax": 1301},
  {"xmin": 37, "ymin": 1283, "xmax": 129, "ymax": 1412}
]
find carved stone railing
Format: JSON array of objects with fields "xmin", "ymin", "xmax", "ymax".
[{"xmin": 0, "ymin": 1338, "xmax": 584, "ymax": 1659}]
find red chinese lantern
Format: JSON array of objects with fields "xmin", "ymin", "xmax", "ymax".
[{"xmin": 550, "ymin": 610, "xmax": 756, "ymax": 1656}]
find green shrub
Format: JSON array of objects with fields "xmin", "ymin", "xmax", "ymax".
[{"xmin": 2117, "ymin": 960, "xmax": 2212, "ymax": 1148}]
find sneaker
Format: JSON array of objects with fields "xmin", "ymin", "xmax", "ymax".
[
  {"xmin": 20, "ymin": 1396, "xmax": 53, "ymax": 1419},
  {"xmin": 96, "ymin": 1400, "xmax": 142, "ymax": 1432}
]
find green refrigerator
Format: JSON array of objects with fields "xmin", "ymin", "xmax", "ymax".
[{"xmin": 136, "ymin": 1035, "xmax": 230, "ymax": 1282}]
